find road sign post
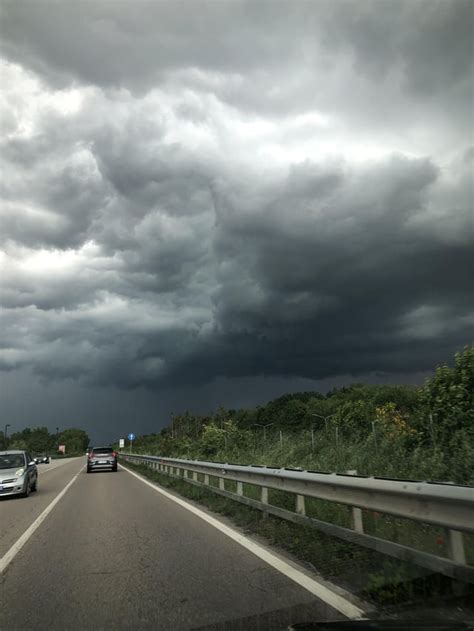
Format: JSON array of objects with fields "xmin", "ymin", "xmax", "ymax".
[{"xmin": 127, "ymin": 433, "xmax": 135, "ymax": 453}]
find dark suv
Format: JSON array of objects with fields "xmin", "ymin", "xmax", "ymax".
[{"xmin": 87, "ymin": 447, "xmax": 118, "ymax": 473}]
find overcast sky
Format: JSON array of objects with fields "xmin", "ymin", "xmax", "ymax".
[{"xmin": 0, "ymin": 1, "xmax": 472, "ymax": 443}]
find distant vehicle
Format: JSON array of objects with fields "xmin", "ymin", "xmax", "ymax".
[
  {"xmin": 34, "ymin": 455, "xmax": 50, "ymax": 464},
  {"xmin": 0, "ymin": 450, "xmax": 38, "ymax": 497},
  {"xmin": 87, "ymin": 446, "xmax": 118, "ymax": 473}
]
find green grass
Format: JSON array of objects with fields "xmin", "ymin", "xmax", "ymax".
[{"xmin": 131, "ymin": 427, "xmax": 474, "ymax": 486}]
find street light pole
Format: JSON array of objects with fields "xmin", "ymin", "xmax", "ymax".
[
  {"xmin": 311, "ymin": 413, "xmax": 335, "ymax": 433},
  {"xmin": 310, "ymin": 413, "xmax": 336, "ymax": 452},
  {"xmin": 4, "ymin": 423, "xmax": 11, "ymax": 448}
]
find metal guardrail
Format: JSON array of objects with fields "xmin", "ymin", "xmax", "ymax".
[{"xmin": 120, "ymin": 453, "xmax": 474, "ymax": 583}]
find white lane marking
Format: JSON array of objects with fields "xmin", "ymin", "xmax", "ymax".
[
  {"xmin": 40, "ymin": 458, "xmax": 82, "ymax": 474},
  {"xmin": 0, "ymin": 465, "xmax": 85, "ymax": 575},
  {"xmin": 122, "ymin": 465, "xmax": 366, "ymax": 619}
]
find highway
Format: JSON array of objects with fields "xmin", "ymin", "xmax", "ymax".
[{"xmin": 0, "ymin": 458, "xmax": 364, "ymax": 630}]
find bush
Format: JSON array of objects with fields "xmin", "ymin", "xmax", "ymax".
[{"xmin": 128, "ymin": 347, "xmax": 473, "ymax": 485}]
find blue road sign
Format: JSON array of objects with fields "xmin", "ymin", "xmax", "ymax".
[{"xmin": 128, "ymin": 433, "xmax": 135, "ymax": 441}]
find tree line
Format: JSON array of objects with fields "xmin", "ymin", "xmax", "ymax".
[
  {"xmin": 0, "ymin": 426, "xmax": 90, "ymax": 455},
  {"xmin": 126, "ymin": 346, "xmax": 473, "ymax": 484}
]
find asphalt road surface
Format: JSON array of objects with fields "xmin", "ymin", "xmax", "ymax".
[{"xmin": 0, "ymin": 459, "xmax": 361, "ymax": 630}]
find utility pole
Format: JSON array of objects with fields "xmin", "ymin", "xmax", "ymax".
[{"xmin": 4, "ymin": 423, "xmax": 11, "ymax": 448}]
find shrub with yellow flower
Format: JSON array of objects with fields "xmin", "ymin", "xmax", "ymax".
[{"xmin": 374, "ymin": 403, "xmax": 417, "ymax": 440}]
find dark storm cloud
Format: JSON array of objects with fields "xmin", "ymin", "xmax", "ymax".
[
  {"xmin": 2, "ymin": 1, "xmax": 472, "ymax": 116},
  {"xmin": 171, "ymin": 153, "xmax": 473, "ymax": 384},
  {"xmin": 0, "ymin": 1, "xmax": 306, "ymax": 88},
  {"xmin": 0, "ymin": 0, "xmax": 473, "ymax": 397}
]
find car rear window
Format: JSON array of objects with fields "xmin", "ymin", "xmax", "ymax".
[{"xmin": 92, "ymin": 448, "xmax": 114, "ymax": 455}]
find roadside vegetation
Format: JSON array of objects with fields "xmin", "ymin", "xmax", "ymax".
[
  {"xmin": 127, "ymin": 346, "xmax": 474, "ymax": 485},
  {"xmin": 120, "ymin": 347, "xmax": 473, "ymax": 608}
]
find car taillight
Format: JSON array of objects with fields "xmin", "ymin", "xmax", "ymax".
[
  {"xmin": 113, "ymin": 451, "xmax": 118, "ymax": 458},
  {"xmin": 88, "ymin": 453, "xmax": 94, "ymax": 459}
]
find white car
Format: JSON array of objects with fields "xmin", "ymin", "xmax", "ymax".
[{"xmin": 0, "ymin": 450, "xmax": 38, "ymax": 497}]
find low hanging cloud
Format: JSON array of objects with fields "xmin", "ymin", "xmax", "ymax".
[{"xmin": 0, "ymin": 1, "xmax": 473, "ymax": 396}]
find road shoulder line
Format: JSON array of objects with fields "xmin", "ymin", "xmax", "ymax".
[
  {"xmin": 122, "ymin": 464, "xmax": 367, "ymax": 620},
  {"xmin": 0, "ymin": 466, "xmax": 84, "ymax": 575}
]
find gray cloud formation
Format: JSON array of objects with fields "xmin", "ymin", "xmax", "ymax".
[{"xmin": 0, "ymin": 1, "xmax": 473, "ymax": 399}]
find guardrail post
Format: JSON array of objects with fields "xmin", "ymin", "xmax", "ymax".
[
  {"xmin": 193, "ymin": 471, "xmax": 198, "ymax": 482},
  {"xmin": 447, "ymin": 529, "xmax": 466, "ymax": 564},
  {"xmin": 237, "ymin": 482, "xmax": 243, "ymax": 496},
  {"xmin": 176, "ymin": 467, "xmax": 180, "ymax": 477},
  {"xmin": 346, "ymin": 470, "xmax": 364, "ymax": 534},
  {"xmin": 204, "ymin": 474, "xmax": 209, "ymax": 485},
  {"xmin": 219, "ymin": 477, "xmax": 225, "ymax": 490},
  {"xmin": 352, "ymin": 506, "xmax": 364, "ymax": 534},
  {"xmin": 296, "ymin": 494, "xmax": 306, "ymax": 516},
  {"xmin": 261, "ymin": 486, "xmax": 269, "ymax": 517},
  {"xmin": 183, "ymin": 469, "xmax": 188, "ymax": 478}
]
